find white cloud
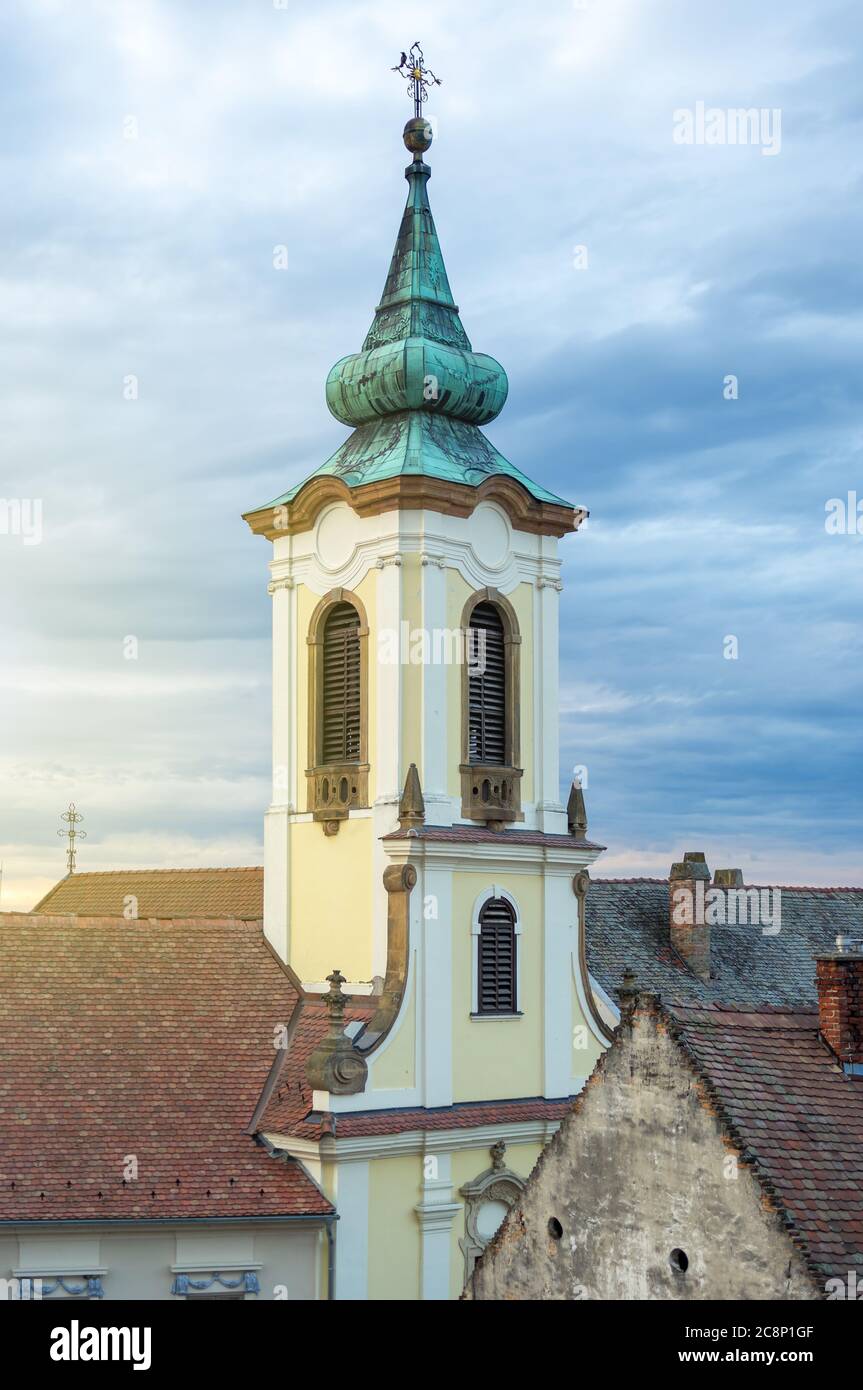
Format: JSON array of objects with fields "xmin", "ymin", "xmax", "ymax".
[{"xmin": 1, "ymin": 0, "xmax": 861, "ymax": 904}]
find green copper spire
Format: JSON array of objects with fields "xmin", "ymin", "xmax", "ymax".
[
  {"xmin": 325, "ymin": 152, "xmax": 509, "ymax": 429},
  {"xmin": 247, "ymin": 70, "xmax": 576, "ymax": 527}
]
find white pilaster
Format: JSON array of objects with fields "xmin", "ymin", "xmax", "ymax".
[
  {"xmin": 414, "ymin": 1151, "xmax": 461, "ymax": 1300},
  {"xmin": 542, "ymin": 870, "xmax": 576, "ymax": 1098},
  {"xmin": 421, "ymin": 865, "xmax": 453, "ymax": 1108},
  {"xmin": 334, "ymin": 1159, "xmax": 369, "ymax": 1300},
  {"xmin": 420, "ymin": 549, "xmax": 451, "ymax": 822},
  {"xmin": 372, "ymin": 551, "xmax": 403, "ymax": 977},
  {"xmin": 534, "ymin": 558, "xmax": 567, "ymax": 833},
  {"xmin": 264, "ymin": 575, "xmax": 296, "ymax": 962}
]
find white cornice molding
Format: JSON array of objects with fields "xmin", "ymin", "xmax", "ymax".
[
  {"xmin": 171, "ymin": 1262, "xmax": 263, "ymax": 1274},
  {"xmin": 382, "ymin": 837, "xmax": 603, "ymax": 877},
  {"xmin": 304, "ymin": 980, "xmax": 374, "ymax": 996},
  {"xmin": 262, "ymin": 1117, "xmax": 565, "ymax": 1164},
  {"xmin": 414, "ymin": 1201, "xmax": 462, "ymax": 1231},
  {"xmin": 272, "ymin": 1136, "xmax": 321, "ymax": 1167}
]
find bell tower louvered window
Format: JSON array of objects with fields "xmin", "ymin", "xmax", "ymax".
[
  {"xmin": 460, "ymin": 590, "xmax": 522, "ymax": 825},
  {"xmin": 477, "ymin": 897, "xmax": 517, "ymax": 1014},
  {"xmin": 307, "ymin": 589, "xmax": 369, "ymax": 831},
  {"xmin": 322, "ymin": 602, "xmax": 361, "ymax": 764},
  {"xmin": 468, "ymin": 602, "xmax": 506, "ymax": 765}
]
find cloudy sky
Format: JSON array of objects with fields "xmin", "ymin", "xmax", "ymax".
[{"xmin": 1, "ymin": 0, "xmax": 861, "ymax": 910}]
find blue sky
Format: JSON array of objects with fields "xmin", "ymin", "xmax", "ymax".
[{"xmin": 1, "ymin": 0, "xmax": 861, "ymax": 908}]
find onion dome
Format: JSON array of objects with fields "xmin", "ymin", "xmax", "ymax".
[{"xmin": 325, "ymin": 136, "xmax": 509, "ymax": 429}]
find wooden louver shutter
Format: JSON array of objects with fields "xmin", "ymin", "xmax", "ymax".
[
  {"xmin": 468, "ymin": 602, "xmax": 506, "ymax": 764},
  {"xmin": 322, "ymin": 602, "xmax": 361, "ymax": 764},
  {"xmin": 478, "ymin": 897, "xmax": 517, "ymax": 1014}
]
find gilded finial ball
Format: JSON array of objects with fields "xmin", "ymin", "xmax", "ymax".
[{"xmin": 403, "ymin": 116, "xmax": 432, "ymax": 155}]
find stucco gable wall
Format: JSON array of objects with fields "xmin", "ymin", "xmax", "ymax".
[{"xmin": 467, "ymin": 1006, "xmax": 821, "ymax": 1301}]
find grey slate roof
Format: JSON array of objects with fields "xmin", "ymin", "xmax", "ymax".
[{"xmin": 585, "ymin": 879, "xmax": 863, "ymax": 1009}]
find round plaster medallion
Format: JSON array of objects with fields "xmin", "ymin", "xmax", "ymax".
[
  {"xmin": 315, "ymin": 504, "xmax": 355, "ymax": 571},
  {"xmin": 475, "ymin": 1199, "xmax": 509, "ymax": 1241},
  {"xmin": 470, "ymin": 503, "xmax": 510, "ymax": 569}
]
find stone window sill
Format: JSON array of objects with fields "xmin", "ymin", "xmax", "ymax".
[{"xmin": 470, "ymin": 1012, "xmax": 523, "ymax": 1021}]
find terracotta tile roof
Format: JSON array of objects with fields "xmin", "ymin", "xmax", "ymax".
[
  {"xmin": 265, "ymin": 1090, "xmax": 576, "ymax": 1142},
  {"xmin": 0, "ymin": 913, "xmax": 331, "ymax": 1221},
  {"xmin": 383, "ymin": 825, "xmax": 606, "ymax": 851},
  {"xmin": 586, "ymin": 879, "xmax": 863, "ymax": 1008},
  {"xmin": 324, "ymin": 1096, "xmax": 577, "ymax": 1139},
  {"xmin": 32, "ymin": 867, "xmax": 264, "ymax": 920},
  {"xmin": 666, "ymin": 1001, "xmax": 863, "ymax": 1283},
  {"xmin": 258, "ymin": 998, "xmax": 376, "ymax": 1138}
]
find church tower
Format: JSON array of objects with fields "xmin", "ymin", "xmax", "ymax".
[{"xmin": 244, "ymin": 57, "xmax": 609, "ymax": 1298}]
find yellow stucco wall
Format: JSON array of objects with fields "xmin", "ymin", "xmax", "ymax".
[
  {"xmin": 289, "ymin": 572, "xmax": 378, "ymax": 982},
  {"xmin": 367, "ymin": 1154, "xmax": 421, "ymax": 1300},
  {"xmin": 370, "ymin": 953, "xmax": 417, "ymax": 1090},
  {"xmin": 451, "ymin": 871, "xmax": 544, "ymax": 1103},
  {"xmin": 572, "ymin": 973, "xmax": 605, "ymax": 1083},
  {"xmin": 288, "ymin": 816, "xmax": 374, "ymax": 982},
  {"xmin": 364, "ymin": 1141, "xmax": 547, "ymax": 1300}
]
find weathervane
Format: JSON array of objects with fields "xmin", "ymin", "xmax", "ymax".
[
  {"xmin": 58, "ymin": 803, "xmax": 86, "ymax": 874},
  {"xmin": 392, "ymin": 41, "xmax": 441, "ymax": 119}
]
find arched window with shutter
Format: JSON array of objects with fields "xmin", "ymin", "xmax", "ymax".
[
  {"xmin": 472, "ymin": 891, "xmax": 521, "ymax": 1016},
  {"xmin": 460, "ymin": 588, "xmax": 522, "ymax": 824},
  {"xmin": 307, "ymin": 588, "xmax": 369, "ymax": 830},
  {"xmin": 322, "ymin": 602, "xmax": 361, "ymax": 764},
  {"xmin": 467, "ymin": 602, "xmax": 506, "ymax": 765}
]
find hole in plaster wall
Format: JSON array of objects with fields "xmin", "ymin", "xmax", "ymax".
[
  {"xmin": 669, "ymin": 1248, "xmax": 689, "ymax": 1273},
  {"xmin": 548, "ymin": 1217, "xmax": 563, "ymax": 1241}
]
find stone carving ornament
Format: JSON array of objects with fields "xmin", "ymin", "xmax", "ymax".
[{"xmin": 458, "ymin": 1142, "xmax": 527, "ymax": 1282}]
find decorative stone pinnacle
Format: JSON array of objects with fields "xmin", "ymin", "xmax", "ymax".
[
  {"xmin": 305, "ymin": 968, "xmax": 368, "ymax": 1097},
  {"xmin": 324, "ymin": 969, "xmax": 347, "ymax": 1020},
  {"xmin": 567, "ymin": 777, "xmax": 588, "ymax": 839},
  {"xmin": 490, "ymin": 1140, "xmax": 506, "ymax": 1171},
  {"xmin": 398, "ymin": 762, "xmax": 425, "ymax": 830}
]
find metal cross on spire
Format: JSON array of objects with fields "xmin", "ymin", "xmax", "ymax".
[
  {"xmin": 58, "ymin": 802, "xmax": 86, "ymax": 874},
  {"xmin": 391, "ymin": 41, "xmax": 441, "ymax": 118}
]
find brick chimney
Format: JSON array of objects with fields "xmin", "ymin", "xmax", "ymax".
[
  {"xmin": 669, "ymin": 851, "xmax": 711, "ymax": 982},
  {"xmin": 713, "ymin": 868, "xmax": 743, "ymax": 888},
  {"xmin": 816, "ymin": 939, "xmax": 863, "ymax": 1074}
]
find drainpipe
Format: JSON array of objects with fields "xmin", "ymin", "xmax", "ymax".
[{"xmin": 325, "ymin": 1215, "xmax": 336, "ymax": 1300}]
